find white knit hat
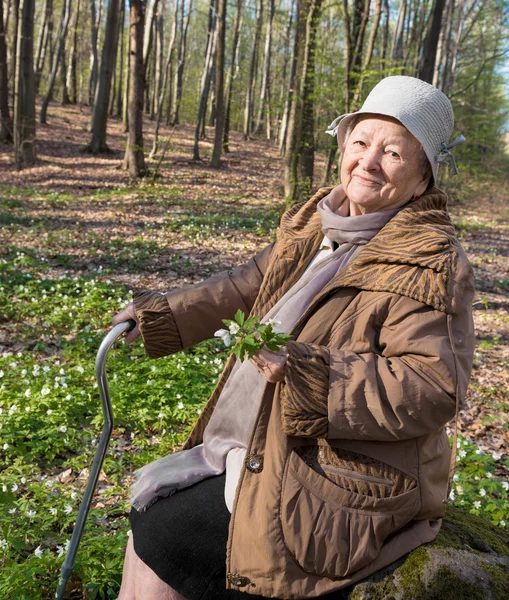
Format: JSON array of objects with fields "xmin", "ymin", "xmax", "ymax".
[{"xmin": 326, "ymin": 76, "xmax": 465, "ymax": 183}]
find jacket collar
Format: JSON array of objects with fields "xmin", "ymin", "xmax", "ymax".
[{"xmin": 276, "ymin": 187, "xmax": 460, "ymax": 314}]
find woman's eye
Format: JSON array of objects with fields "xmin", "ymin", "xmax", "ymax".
[
  {"xmin": 353, "ymin": 140, "xmax": 366, "ymax": 147},
  {"xmin": 389, "ymin": 151, "xmax": 400, "ymax": 158}
]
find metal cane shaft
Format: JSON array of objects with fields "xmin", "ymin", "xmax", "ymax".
[{"xmin": 55, "ymin": 319, "xmax": 135, "ymax": 600}]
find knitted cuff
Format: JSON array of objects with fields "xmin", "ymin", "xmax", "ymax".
[
  {"xmin": 280, "ymin": 341, "xmax": 330, "ymax": 438},
  {"xmin": 133, "ymin": 290, "xmax": 183, "ymax": 359}
]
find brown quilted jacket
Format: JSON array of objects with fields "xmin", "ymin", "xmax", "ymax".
[{"xmin": 134, "ymin": 187, "xmax": 475, "ymax": 598}]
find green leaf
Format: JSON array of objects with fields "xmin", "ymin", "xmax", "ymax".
[{"xmin": 234, "ymin": 309, "xmax": 245, "ymax": 326}]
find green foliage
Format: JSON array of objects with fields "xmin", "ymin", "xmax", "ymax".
[
  {"xmin": 449, "ymin": 435, "xmax": 509, "ymax": 529},
  {"xmin": 217, "ymin": 309, "xmax": 292, "ymax": 360}
]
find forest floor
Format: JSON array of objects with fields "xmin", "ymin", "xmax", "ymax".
[{"xmin": 0, "ymin": 100, "xmax": 508, "ymax": 597}]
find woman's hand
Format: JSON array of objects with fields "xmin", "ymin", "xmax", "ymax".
[
  {"xmin": 250, "ymin": 347, "xmax": 288, "ymax": 383},
  {"xmin": 112, "ymin": 302, "xmax": 141, "ymax": 344}
]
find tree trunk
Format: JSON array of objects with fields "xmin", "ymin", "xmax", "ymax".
[
  {"xmin": 391, "ymin": 0, "xmax": 406, "ymax": 61},
  {"xmin": 352, "ymin": 0, "xmax": 382, "ymax": 105},
  {"xmin": 8, "ymin": 0, "xmax": 19, "ymax": 91},
  {"xmin": 254, "ymin": 0, "xmax": 275, "ymax": 138},
  {"xmin": 88, "ymin": 0, "xmax": 99, "ymax": 105},
  {"xmin": 278, "ymin": 1, "xmax": 297, "ymax": 156},
  {"xmin": 60, "ymin": 49, "xmax": 70, "ymax": 104},
  {"xmin": 380, "ymin": 0, "xmax": 389, "ymax": 66},
  {"xmin": 242, "ymin": 0, "xmax": 262, "ymax": 139},
  {"xmin": 172, "ymin": 0, "xmax": 192, "ymax": 125},
  {"xmin": 34, "ymin": 0, "xmax": 51, "ymax": 94},
  {"xmin": 124, "ymin": 0, "xmax": 147, "ymax": 176},
  {"xmin": 14, "ymin": 0, "xmax": 36, "ymax": 166},
  {"xmin": 39, "ymin": 0, "xmax": 72, "ymax": 123},
  {"xmin": 0, "ymin": 0, "xmax": 12, "ymax": 142},
  {"xmin": 86, "ymin": 0, "xmax": 121, "ymax": 152},
  {"xmin": 284, "ymin": 0, "xmax": 322, "ymax": 204},
  {"xmin": 443, "ymin": 0, "xmax": 466, "ymax": 95},
  {"xmin": 276, "ymin": 0, "xmax": 294, "ymax": 148},
  {"xmin": 116, "ymin": 0, "xmax": 125, "ymax": 116},
  {"xmin": 210, "ymin": 0, "xmax": 226, "ymax": 167},
  {"xmin": 192, "ymin": 0, "xmax": 217, "ymax": 160},
  {"xmin": 150, "ymin": 0, "xmax": 178, "ymax": 157},
  {"xmin": 222, "ymin": 0, "xmax": 243, "ymax": 153},
  {"xmin": 150, "ymin": 8, "xmax": 163, "ymax": 119},
  {"xmin": 419, "ymin": 0, "xmax": 447, "ymax": 83},
  {"xmin": 66, "ymin": 0, "xmax": 80, "ymax": 104}
]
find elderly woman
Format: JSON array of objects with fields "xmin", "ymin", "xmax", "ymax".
[{"xmin": 114, "ymin": 76, "xmax": 474, "ymax": 600}]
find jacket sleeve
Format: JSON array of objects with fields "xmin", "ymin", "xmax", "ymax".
[
  {"xmin": 280, "ymin": 295, "xmax": 474, "ymax": 441},
  {"xmin": 134, "ymin": 242, "xmax": 275, "ymax": 358}
]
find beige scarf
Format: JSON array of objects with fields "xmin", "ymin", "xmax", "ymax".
[{"xmin": 131, "ymin": 186, "xmax": 403, "ymax": 511}]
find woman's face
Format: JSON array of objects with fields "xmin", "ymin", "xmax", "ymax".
[{"xmin": 340, "ymin": 115, "xmax": 430, "ymax": 215}]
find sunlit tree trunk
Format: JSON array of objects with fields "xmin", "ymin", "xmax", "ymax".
[
  {"xmin": 419, "ymin": 0, "xmax": 447, "ymax": 83},
  {"xmin": 210, "ymin": 0, "xmax": 226, "ymax": 167},
  {"xmin": 34, "ymin": 0, "xmax": 51, "ymax": 94},
  {"xmin": 276, "ymin": 0, "xmax": 294, "ymax": 149},
  {"xmin": 116, "ymin": 0, "xmax": 125, "ymax": 117},
  {"xmin": 391, "ymin": 0, "xmax": 406, "ymax": 62},
  {"xmin": 0, "ymin": 0, "xmax": 12, "ymax": 142},
  {"xmin": 65, "ymin": 0, "xmax": 80, "ymax": 104},
  {"xmin": 86, "ymin": 0, "xmax": 121, "ymax": 152},
  {"xmin": 39, "ymin": 0, "xmax": 72, "ymax": 123},
  {"xmin": 124, "ymin": 0, "xmax": 147, "ymax": 176},
  {"xmin": 172, "ymin": 0, "xmax": 192, "ymax": 124},
  {"xmin": 254, "ymin": 0, "xmax": 274, "ymax": 138},
  {"xmin": 88, "ymin": 0, "xmax": 100, "ymax": 106},
  {"xmin": 243, "ymin": 0, "xmax": 262, "ymax": 139},
  {"xmin": 14, "ymin": 0, "xmax": 36, "ymax": 167},
  {"xmin": 193, "ymin": 0, "xmax": 217, "ymax": 160},
  {"xmin": 284, "ymin": 0, "xmax": 322, "ymax": 204},
  {"xmin": 222, "ymin": 0, "xmax": 243, "ymax": 153}
]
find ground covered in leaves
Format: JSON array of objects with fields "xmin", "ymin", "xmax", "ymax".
[{"xmin": 0, "ymin": 102, "xmax": 508, "ymax": 598}]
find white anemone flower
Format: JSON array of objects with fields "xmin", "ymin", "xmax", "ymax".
[
  {"xmin": 64, "ymin": 504, "xmax": 72, "ymax": 514},
  {"xmin": 214, "ymin": 329, "xmax": 231, "ymax": 347},
  {"xmin": 0, "ymin": 539, "xmax": 7, "ymax": 549},
  {"xmin": 27, "ymin": 509, "xmax": 37, "ymax": 518},
  {"xmin": 11, "ymin": 483, "xmax": 18, "ymax": 492},
  {"xmin": 59, "ymin": 425, "xmax": 67, "ymax": 433},
  {"xmin": 177, "ymin": 401, "xmax": 185, "ymax": 410},
  {"xmin": 57, "ymin": 545, "xmax": 65, "ymax": 557},
  {"xmin": 473, "ymin": 500, "xmax": 481, "ymax": 509},
  {"xmin": 50, "ymin": 507, "xmax": 58, "ymax": 516},
  {"xmin": 502, "ymin": 481, "xmax": 509, "ymax": 491},
  {"xmin": 479, "ymin": 488, "xmax": 486, "ymax": 497},
  {"xmin": 34, "ymin": 545, "xmax": 44, "ymax": 558},
  {"xmin": 228, "ymin": 322, "xmax": 240, "ymax": 335}
]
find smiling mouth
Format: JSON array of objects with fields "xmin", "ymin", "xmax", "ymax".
[{"xmin": 353, "ymin": 175, "xmax": 382, "ymax": 185}]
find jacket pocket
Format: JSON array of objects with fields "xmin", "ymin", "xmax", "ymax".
[{"xmin": 280, "ymin": 447, "xmax": 421, "ymax": 579}]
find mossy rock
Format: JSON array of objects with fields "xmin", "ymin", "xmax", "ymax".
[{"xmin": 346, "ymin": 507, "xmax": 509, "ymax": 600}]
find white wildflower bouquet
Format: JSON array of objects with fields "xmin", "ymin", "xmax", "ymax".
[{"xmin": 215, "ymin": 309, "xmax": 291, "ymax": 361}]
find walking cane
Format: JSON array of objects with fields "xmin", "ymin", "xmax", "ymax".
[{"xmin": 55, "ymin": 319, "xmax": 136, "ymax": 600}]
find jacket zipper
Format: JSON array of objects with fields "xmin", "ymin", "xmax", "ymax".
[{"xmin": 305, "ymin": 461, "xmax": 394, "ymax": 487}]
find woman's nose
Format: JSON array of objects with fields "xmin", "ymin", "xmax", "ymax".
[{"xmin": 360, "ymin": 147, "xmax": 381, "ymax": 171}]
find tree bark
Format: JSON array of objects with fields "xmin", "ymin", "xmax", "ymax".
[
  {"xmin": 391, "ymin": 0, "xmax": 406, "ymax": 61},
  {"xmin": 116, "ymin": 0, "xmax": 125, "ymax": 116},
  {"xmin": 276, "ymin": 0, "xmax": 294, "ymax": 149},
  {"xmin": 419, "ymin": 0, "xmax": 447, "ymax": 83},
  {"xmin": 171, "ymin": 0, "xmax": 192, "ymax": 125},
  {"xmin": 254, "ymin": 0, "xmax": 275, "ymax": 138},
  {"xmin": 278, "ymin": 1, "xmax": 297, "ymax": 155},
  {"xmin": 150, "ymin": 0, "xmax": 178, "ymax": 157},
  {"xmin": 34, "ymin": 0, "xmax": 51, "ymax": 94},
  {"xmin": 39, "ymin": 0, "xmax": 72, "ymax": 123},
  {"xmin": 353, "ymin": 0, "xmax": 382, "ymax": 104},
  {"xmin": 88, "ymin": 0, "xmax": 99, "ymax": 105},
  {"xmin": 242, "ymin": 0, "xmax": 262, "ymax": 139},
  {"xmin": 124, "ymin": 0, "xmax": 147, "ymax": 176},
  {"xmin": 192, "ymin": 0, "xmax": 217, "ymax": 160},
  {"xmin": 284, "ymin": 0, "xmax": 322, "ymax": 204},
  {"xmin": 14, "ymin": 0, "xmax": 36, "ymax": 166},
  {"xmin": 222, "ymin": 0, "xmax": 243, "ymax": 153},
  {"xmin": 86, "ymin": 0, "xmax": 122, "ymax": 152},
  {"xmin": 65, "ymin": 0, "xmax": 80, "ymax": 104},
  {"xmin": 210, "ymin": 0, "xmax": 226, "ymax": 167},
  {"xmin": 0, "ymin": 0, "xmax": 12, "ymax": 142}
]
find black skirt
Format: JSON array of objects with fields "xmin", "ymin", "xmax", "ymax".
[{"xmin": 130, "ymin": 474, "xmax": 351, "ymax": 600}]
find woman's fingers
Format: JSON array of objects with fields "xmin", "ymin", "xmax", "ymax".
[
  {"xmin": 112, "ymin": 302, "xmax": 141, "ymax": 344},
  {"xmin": 249, "ymin": 348, "xmax": 288, "ymax": 382}
]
